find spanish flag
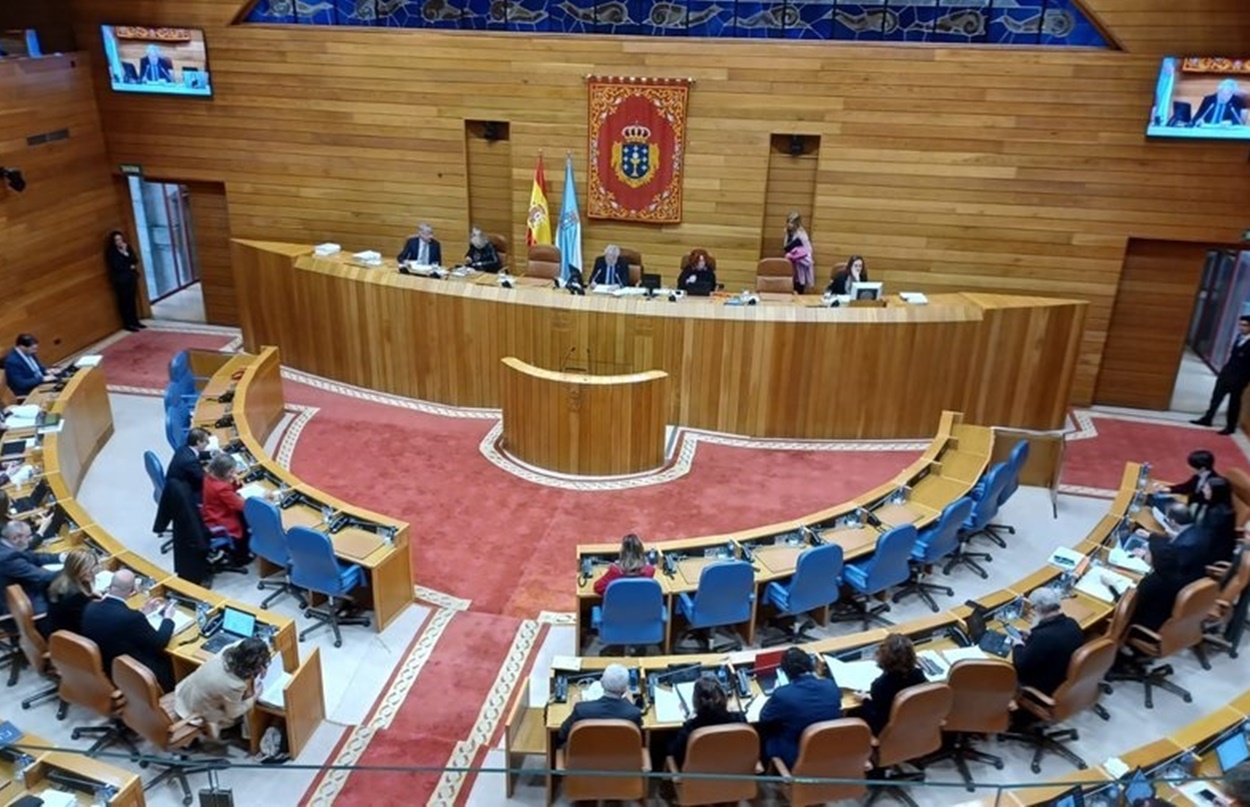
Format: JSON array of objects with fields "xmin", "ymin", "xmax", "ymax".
[{"xmin": 526, "ymin": 153, "xmax": 552, "ymax": 246}]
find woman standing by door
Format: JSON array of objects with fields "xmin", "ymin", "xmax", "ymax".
[{"xmin": 104, "ymin": 230, "xmax": 145, "ymax": 332}]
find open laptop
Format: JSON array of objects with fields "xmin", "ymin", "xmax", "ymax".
[
  {"xmin": 964, "ymin": 602, "xmax": 1014, "ymax": 658},
  {"xmin": 751, "ymin": 649, "xmax": 786, "ymax": 694},
  {"xmin": 1217, "ymin": 729, "xmax": 1250, "ymax": 773},
  {"xmin": 201, "ymin": 606, "xmax": 258, "ymax": 654}
]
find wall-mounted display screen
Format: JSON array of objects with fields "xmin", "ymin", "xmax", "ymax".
[
  {"xmin": 101, "ymin": 25, "xmax": 212, "ymax": 97},
  {"xmin": 1148, "ymin": 56, "xmax": 1249, "ymax": 141}
]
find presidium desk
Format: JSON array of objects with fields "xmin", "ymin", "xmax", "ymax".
[{"xmin": 233, "ymin": 241, "xmax": 1087, "ymax": 440}]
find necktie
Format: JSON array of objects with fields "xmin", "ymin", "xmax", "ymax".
[
  {"xmin": 1215, "ymin": 103, "xmax": 1226, "ymax": 123},
  {"xmin": 418, "ymin": 241, "xmax": 428, "ymax": 265},
  {"xmin": 21, "ymin": 352, "xmax": 39, "ymax": 375}
]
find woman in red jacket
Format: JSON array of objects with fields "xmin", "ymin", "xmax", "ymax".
[
  {"xmin": 593, "ymin": 533, "xmax": 655, "ymax": 595},
  {"xmin": 201, "ymin": 453, "xmax": 251, "ymax": 565}
]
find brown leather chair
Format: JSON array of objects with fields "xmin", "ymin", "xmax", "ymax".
[
  {"xmin": 1225, "ymin": 468, "xmax": 1250, "ymax": 527},
  {"xmin": 678, "ymin": 251, "xmax": 717, "ymax": 273},
  {"xmin": 555, "ymin": 718, "xmax": 649, "ymax": 803},
  {"xmin": 1204, "ymin": 550, "xmax": 1250, "ymax": 655},
  {"xmin": 49, "ymin": 630, "xmax": 139, "ymax": 756},
  {"xmin": 114, "ymin": 655, "xmax": 213, "ymax": 804},
  {"xmin": 1117, "ymin": 577, "xmax": 1220, "ymax": 707},
  {"xmin": 619, "ymin": 248, "xmax": 643, "ymax": 287},
  {"xmin": 756, "ymin": 257, "xmax": 794, "ymax": 294},
  {"xmin": 526, "ymin": 244, "xmax": 561, "ymax": 280},
  {"xmin": 773, "ymin": 718, "xmax": 873, "ymax": 806},
  {"xmin": 1099, "ymin": 586, "xmax": 1138, "ymax": 702},
  {"xmin": 1004, "ymin": 636, "xmax": 1117, "ymax": 773},
  {"xmin": 664, "ymin": 723, "xmax": 759, "ymax": 805},
  {"xmin": 925, "ymin": 660, "xmax": 1017, "ymax": 791},
  {"xmin": 868, "ymin": 682, "xmax": 953, "ymax": 806},
  {"xmin": 6, "ymin": 585, "xmax": 59, "ymax": 707},
  {"xmin": 486, "ymin": 232, "xmax": 509, "ymax": 272}
]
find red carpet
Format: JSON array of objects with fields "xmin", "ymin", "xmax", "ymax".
[
  {"xmin": 94, "ymin": 328, "xmax": 235, "ymax": 390},
  {"xmin": 281, "ymin": 379, "xmax": 921, "ymax": 616},
  {"xmin": 1060, "ymin": 413, "xmax": 1249, "ymax": 493}
]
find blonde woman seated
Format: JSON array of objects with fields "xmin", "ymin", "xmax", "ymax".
[
  {"xmin": 592, "ymin": 533, "xmax": 656, "ymax": 595},
  {"xmin": 175, "ymin": 636, "xmax": 272, "ymax": 741},
  {"xmin": 464, "ymin": 227, "xmax": 501, "ymax": 273},
  {"xmin": 42, "ymin": 548, "xmax": 100, "ymax": 636}
]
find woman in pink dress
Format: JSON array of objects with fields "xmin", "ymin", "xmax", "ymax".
[{"xmin": 783, "ymin": 211, "xmax": 815, "ymax": 293}]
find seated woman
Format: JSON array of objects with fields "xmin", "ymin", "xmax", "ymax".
[
  {"xmin": 667, "ymin": 674, "xmax": 746, "ymax": 769},
  {"xmin": 677, "ymin": 249, "xmax": 717, "ymax": 290},
  {"xmin": 592, "ymin": 533, "xmax": 655, "ymax": 595},
  {"xmin": 42, "ymin": 549, "xmax": 99, "ymax": 637},
  {"xmin": 201, "ymin": 453, "xmax": 251, "ymax": 565},
  {"xmin": 174, "ymin": 636, "xmax": 272, "ymax": 741},
  {"xmin": 859, "ymin": 633, "xmax": 927, "ymax": 735},
  {"xmin": 463, "ymin": 227, "xmax": 502, "ymax": 273},
  {"xmin": 1197, "ymin": 476, "xmax": 1238, "ymax": 566},
  {"xmin": 827, "ymin": 255, "xmax": 869, "ymax": 296}
]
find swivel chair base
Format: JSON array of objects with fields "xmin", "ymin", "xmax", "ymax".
[
  {"xmin": 892, "ymin": 571, "xmax": 954, "ymax": 613},
  {"xmin": 831, "ymin": 596, "xmax": 894, "ymax": 632},
  {"xmin": 759, "ymin": 616, "xmax": 820, "ymax": 648},
  {"xmin": 942, "ymin": 545, "xmax": 992, "ymax": 580},
  {"xmin": 676, "ymin": 627, "xmax": 743, "ymax": 654},
  {"xmin": 1002, "ymin": 725, "xmax": 1087, "ymax": 774},
  {"xmin": 257, "ymin": 574, "xmax": 307, "ymax": 611},
  {"xmin": 919, "ymin": 733, "xmax": 1004, "ymax": 791},
  {"xmin": 1106, "ymin": 661, "xmax": 1193, "ymax": 709},
  {"xmin": 141, "ymin": 755, "xmax": 220, "ymax": 807},
  {"xmin": 68, "ymin": 718, "xmax": 142, "ymax": 758},
  {"xmin": 2, "ymin": 636, "xmax": 21, "ymax": 687},
  {"xmin": 299, "ymin": 598, "xmax": 371, "ymax": 649},
  {"xmin": 22, "ymin": 681, "xmax": 60, "ymax": 710},
  {"xmin": 865, "ymin": 766, "xmax": 925, "ymax": 807},
  {"xmin": 966, "ymin": 525, "xmax": 1007, "ymax": 550}
]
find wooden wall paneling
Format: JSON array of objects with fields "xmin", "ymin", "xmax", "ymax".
[
  {"xmin": 464, "ymin": 122, "xmax": 512, "ymax": 259},
  {"xmin": 68, "ymin": 0, "xmax": 1250, "ymax": 407},
  {"xmin": 185, "ymin": 181, "xmax": 236, "ymax": 325},
  {"xmin": 0, "ymin": 53, "xmax": 126, "ymax": 363},
  {"xmin": 1093, "ymin": 239, "xmax": 1208, "ymax": 410},
  {"xmin": 760, "ymin": 135, "xmax": 819, "ymax": 267}
]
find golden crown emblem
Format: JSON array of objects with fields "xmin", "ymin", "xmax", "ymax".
[{"xmin": 620, "ymin": 123, "xmax": 651, "ymax": 143}]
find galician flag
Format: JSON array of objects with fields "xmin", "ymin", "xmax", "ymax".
[
  {"xmin": 526, "ymin": 153, "xmax": 552, "ymax": 246},
  {"xmin": 557, "ymin": 153, "xmax": 583, "ymax": 283}
]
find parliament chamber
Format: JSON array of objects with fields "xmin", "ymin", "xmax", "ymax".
[{"xmin": 2, "ymin": 0, "xmax": 1250, "ymax": 804}]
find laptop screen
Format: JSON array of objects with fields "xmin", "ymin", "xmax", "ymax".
[
  {"xmin": 1123, "ymin": 769, "xmax": 1154, "ymax": 803},
  {"xmin": 1217, "ymin": 731, "xmax": 1250, "ymax": 773},
  {"xmin": 1047, "ymin": 786, "xmax": 1084, "ymax": 807},
  {"xmin": 964, "ymin": 608, "xmax": 988, "ymax": 643},
  {"xmin": 221, "ymin": 607, "xmax": 257, "ymax": 639}
]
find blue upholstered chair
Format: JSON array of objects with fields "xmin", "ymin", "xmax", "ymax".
[
  {"xmin": 892, "ymin": 497, "xmax": 974, "ymax": 612},
  {"xmin": 164, "ymin": 402, "xmax": 189, "ymax": 452},
  {"xmin": 246, "ymin": 497, "xmax": 308, "ymax": 610},
  {"xmin": 287, "ymin": 525, "xmax": 371, "ymax": 647},
  {"xmin": 592, "ymin": 578, "xmax": 667, "ymax": 654},
  {"xmin": 836, "ymin": 525, "xmax": 917, "ymax": 630},
  {"xmin": 987, "ymin": 440, "xmax": 1030, "ymax": 539},
  {"xmin": 962, "ymin": 462, "xmax": 1011, "ymax": 549},
  {"xmin": 676, "ymin": 560, "xmax": 754, "ymax": 652},
  {"xmin": 760, "ymin": 543, "xmax": 843, "ymax": 647},
  {"xmin": 143, "ymin": 450, "xmax": 165, "ymax": 506}
]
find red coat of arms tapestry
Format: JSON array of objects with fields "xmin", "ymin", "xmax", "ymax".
[{"xmin": 586, "ymin": 76, "xmax": 692, "ymax": 224}]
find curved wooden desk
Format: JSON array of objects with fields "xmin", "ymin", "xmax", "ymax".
[
  {"xmin": 30, "ymin": 365, "xmax": 325, "ymax": 759},
  {"xmin": 500, "ymin": 357, "xmax": 667, "ymax": 475},
  {"xmin": 193, "ymin": 346, "xmax": 415, "ymax": 634},
  {"xmin": 233, "ymin": 241, "xmax": 1086, "ymax": 440}
]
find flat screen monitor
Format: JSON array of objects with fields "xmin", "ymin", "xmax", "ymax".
[
  {"xmin": 851, "ymin": 281, "xmax": 883, "ymax": 301},
  {"xmin": 1147, "ymin": 56, "xmax": 1250, "ymax": 141},
  {"xmin": 101, "ymin": 25, "xmax": 212, "ymax": 97}
]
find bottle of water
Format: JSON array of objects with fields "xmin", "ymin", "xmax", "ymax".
[
  {"xmin": 14, "ymin": 753, "xmax": 33, "ymax": 785},
  {"xmin": 196, "ymin": 601, "xmax": 210, "ymax": 631},
  {"xmin": 321, "ymin": 506, "xmax": 333, "ymax": 527},
  {"xmin": 93, "ymin": 784, "xmax": 117, "ymax": 806}
]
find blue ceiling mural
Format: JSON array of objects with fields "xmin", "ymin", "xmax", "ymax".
[{"xmin": 242, "ymin": 0, "xmax": 1110, "ymax": 48}]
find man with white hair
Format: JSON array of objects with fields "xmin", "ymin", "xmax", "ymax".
[
  {"xmin": 0, "ymin": 520, "xmax": 63, "ymax": 618},
  {"xmin": 1010, "ymin": 587, "xmax": 1085, "ymax": 697},
  {"xmin": 398, "ymin": 222, "xmax": 442, "ymax": 266},
  {"xmin": 1195, "ymin": 78, "xmax": 1247, "ymax": 127},
  {"xmin": 589, "ymin": 244, "xmax": 628, "ymax": 287},
  {"xmin": 556, "ymin": 663, "xmax": 642, "ymax": 748}
]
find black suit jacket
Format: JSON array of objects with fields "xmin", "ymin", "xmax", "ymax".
[
  {"xmin": 1219, "ymin": 337, "xmax": 1250, "ymax": 387},
  {"xmin": 398, "ymin": 237, "xmax": 442, "ymax": 266},
  {"xmin": 758, "ymin": 674, "xmax": 843, "ymax": 769},
  {"xmin": 106, "ymin": 247, "xmax": 139, "ymax": 283},
  {"xmin": 861, "ymin": 667, "xmax": 927, "ymax": 735},
  {"xmin": 0, "ymin": 542, "xmax": 58, "ymax": 616},
  {"xmin": 677, "ymin": 266, "xmax": 717, "ymax": 289},
  {"xmin": 44, "ymin": 589, "xmax": 92, "ymax": 637},
  {"xmin": 556, "ymin": 694, "xmax": 642, "ymax": 748},
  {"xmin": 668, "ymin": 709, "xmax": 746, "ymax": 769},
  {"xmin": 589, "ymin": 256, "xmax": 630, "ymax": 287},
  {"xmin": 3, "ymin": 350, "xmax": 46, "ymax": 397},
  {"xmin": 80, "ymin": 596, "xmax": 175, "ymax": 692},
  {"xmin": 1168, "ymin": 470, "xmax": 1220, "ymax": 506},
  {"xmin": 1012, "ymin": 615, "xmax": 1085, "ymax": 696},
  {"xmin": 826, "ymin": 268, "xmax": 869, "ymax": 296},
  {"xmin": 166, "ymin": 445, "xmax": 206, "ymax": 499},
  {"xmin": 1194, "ymin": 94, "xmax": 1247, "ymax": 126},
  {"xmin": 139, "ymin": 56, "xmax": 174, "ymax": 83}
]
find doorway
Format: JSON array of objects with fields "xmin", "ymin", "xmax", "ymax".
[
  {"xmin": 126, "ymin": 177, "xmax": 201, "ymax": 301},
  {"xmin": 1173, "ymin": 249, "xmax": 1250, "ymax": 414}
]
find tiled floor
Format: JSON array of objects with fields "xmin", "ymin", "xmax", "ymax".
[
  {"xmin": 150, "ymin": 283, "xmax": 206, "ymax": 324},
  {"xmin": 1171, "ymin": 348, "xmax": 1218, "ymax": 416}
]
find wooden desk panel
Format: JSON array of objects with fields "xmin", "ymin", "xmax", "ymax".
[
  {"xmin": 500, "ymin": 357, "xmax": 667, "ymax": 476},
  {"xmin": 46, "ymin": 367, "xmax": 113, "ymax": 496},
  {"xmin": 234, "ymin": 241, "xmax": 1086, "ymax": 439}
]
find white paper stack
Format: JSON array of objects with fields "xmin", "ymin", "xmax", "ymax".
[
  {"xmin": 822, "ymin": 656, "xmax": 880, "ymax": 691},
  {"xmin": 745, "ymin": 694, "xmax": 769, "ymax": 722},
  {"xmin": 1048, "ymin": 547, "xmax": 1085, "ymax": 571},
  {"xmin": 352, "ymin": 250, "xmax": 383, "ymax": 266},
  {"xmin": 1107, "ymin": 544, "xmax": 1151, "ymax": 574},
  {"xmin": 591, "ymin": 285, "xmax": 619, "ymax": 295},
  {"xmin": 899, "ymin": 292, "xmax": 929, "ymax": 305},
  {"xmin": 1075, "ymin": 567, "xmax": 1136, "ymax": 603},
  {"xmin": 613, "ymin": 287, "xmax": 648, "ymax": 297},
  {"xmin": 94, "ymin": 570, "xmax": 114, "ymax": 594},
  {"xmin": 258, "ymin": 664, "xmax": 293, "ymax": 709},
  {"xmin": 917, "ymin": 650, "xmax": 951, "ymax": 681},
  {"xmin": 237, "ymin": 483, "xmax": 268, "ymax": 500},
  {"xmin": 74, "ymin": 354, "xmax": 103, "ymax": 368},
  {"xmin": 652, "ymin": 687, "xmax": 686, "ymax": 723},
  {"xmin": 148, "ymin": 609, "xmax": 195, "ymax": 635},
  {"xmin": 314, "ymin": 243, "xmax": 341, "ymax": 256}
]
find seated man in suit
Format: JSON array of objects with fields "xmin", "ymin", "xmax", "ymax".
[
  {"xmin": 80, "ymin": 568, "xmax": 178, "ymax": 692},
  {"xmin": 758, "ymin": 647, "xmax": 842, "ymax": 769},
  {"xmin": 1194, "ymin": 79, "xmax": 1248, "ymax": 127},
  {"xmin": 1156, "ymin": 449, "xmax": 1220, "ymax": 506},
  {"xmin": 397, "ymin": 222, "xmax": 442, "ymax": 266},
  {"xmin": 589, "ymin": 244, "xmax": 630, "ymax": 287},
  {"xmin": 556, "ymin": 663, "xmax": 642, "ymax": 748},
  {"xmin": 1130, "ymin": 542, "xmax": 1198, "ymax": 634},
  {"xmin": 1011, "ymin": 587, "xmax": 1085, "ymax": 697},
  {"xmin": 4, "ymin": 333, "xmax": 55, "ymax": 398},
  {"xmin": 1139, "ymin": 501, "xmax": 1210, "ymax": 581},
  {"xmin": 138, "ymin": 44, "xmax": 174, "ymax": 84},
  {"xmin": 0, "ymin": 520, "xmax": 64, "ymax": 619},
  {"xmin": 166, "ymin": 427, "xmax": 211, "ymax": 501}
]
